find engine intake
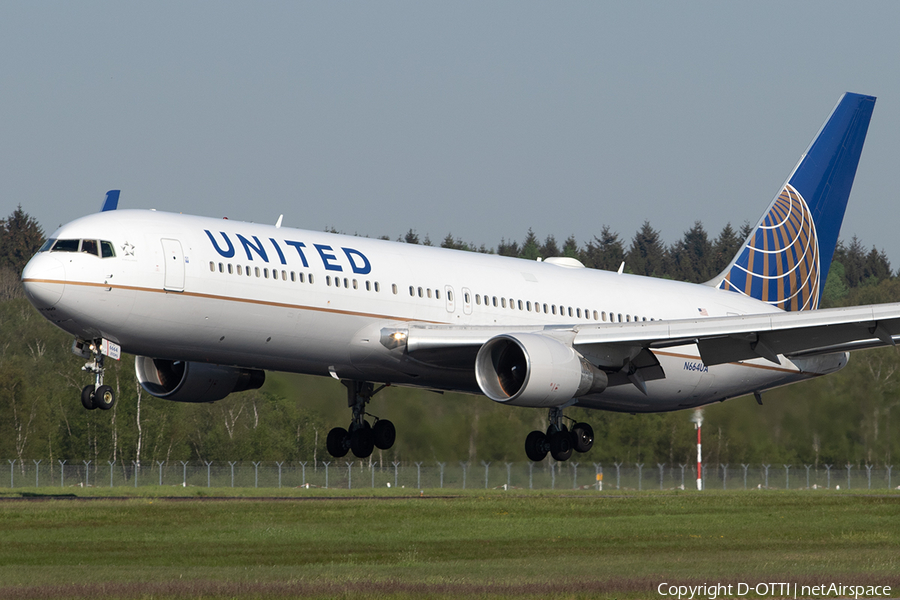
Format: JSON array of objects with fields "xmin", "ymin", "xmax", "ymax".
[
  {"xmin": 135, "ymin": 357, "xmax": 265, "ymax": 403},
  {"xmin": 475, "ymin": 333, "xmax": 607, "ymax": 407}
]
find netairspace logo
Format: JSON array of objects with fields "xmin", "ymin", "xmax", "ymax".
[{"xmin": 657, "ymin": 582, "xmax": 893, "ymax": 599}]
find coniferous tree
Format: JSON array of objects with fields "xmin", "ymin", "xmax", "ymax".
[
  {"xmin": 0, "ymin": 206, "xmax": 45, "ymax": 276},
  {"xmin": 562, "ymin": 235, "xmax": 579, "ymax": 259},
  {"xmin": 626, "ymin": 221, "xmax": 668, "ymax": 277},
  {"xmin": 864, "ymin": 247, "xmax": 891, "ymax": 284},
  {"xmin": 497, "ymin": 238, "xmax": 519, "ymax": 257},
  {"xmin": 540, "ymin": 234, "xmax": 559, "ymax": 258},
  {"xmin": 670, "ymin": 221, "xmax": 713, "ymax": 283},
  {"xmin": 712, "ymin": 222, "xmax": 742, "ymax": 274},
  {"xmin": 440, "ymin": 234, "xmax": 471, "ymax": 251},
  {"xmin": 840, "ymin": 236, "xmax": 867, "ymax": 287},
  {"xmin": 582, "ymin": 226, "xmax": 625, "ymax": 271},
  {"xmin": 519, "ymin": 229, "xmax": 540, "ymax": 260}
]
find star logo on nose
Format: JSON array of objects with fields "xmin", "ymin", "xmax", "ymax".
[{"xmin": 122, "ymin": 242, "xmax": 135, "ymax": 256}]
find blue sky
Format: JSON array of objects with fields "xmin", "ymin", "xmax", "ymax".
[{"xmin": 3, "ymin": 2, "xmax": 900, "ymax": 265}]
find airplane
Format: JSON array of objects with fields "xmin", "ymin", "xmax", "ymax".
[{"xmin": 22, "ymin": 92, "xmax": 900, "ymax": 462}]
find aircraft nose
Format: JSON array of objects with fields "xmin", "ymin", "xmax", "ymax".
[{"xmin": 22, "ymin": 253, "xmax": 66, "ymax": 309}]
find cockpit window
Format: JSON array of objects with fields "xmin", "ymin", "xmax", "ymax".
[
  {"xmin": 39, "ymin": 238, "xmax": 56, "ymax": 252},
  {"xmin": 51, "ymin": 239, "xmax": 80, "ymax": 252},
  {"xmin": 81, "ymin": 239, "xmax": 99, "ymax": 256},
  {"xmin": 49, "ymin": 238, "xmax": 116, "ymax": 258}
]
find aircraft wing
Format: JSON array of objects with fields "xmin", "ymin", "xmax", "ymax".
[{"xmin": 402, "ymin": 302, "xmax": 900, "ymax": 369}]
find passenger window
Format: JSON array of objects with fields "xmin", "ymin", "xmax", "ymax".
[
  {"xmin": 577, "ymin": 308, "xmax": 582, "ymax": 318},
  {"xmin": 365, "ymin": 281, "xmax": 371, "ymax": 291},
  {"xmin": 309, "ymin": 275, "xmax": 315, "ymax": 284},
  {"xmin": 427, "ymin": 288, "xmax": 432, "ymax": 299},
  {"xmin": 255, "ymin": 267, "xmax": 261, "ymax": 277},
  {"xmin": 237, "ymin": 265, "xmax": 243, "ymax": 276},
  {"xmin": 375, "ymin": 282, "xmax": 380, "ymax": 292},
  {"xmin": 392, "ymin": 284, "xmax": 398, "ymax": 295},
  {"xmin": 518, "ymin": 300, "xmax": 523, "ymax": 310},
  {"xmin": 100, "ymin": 241, "xmax": 115, "ymax": 258},
  {"xmin": 209, "ymin": 261, "xmax": 215, "ymax": 272},
  {"xmin": 228, "ymin": 264, "xmax": 233, "ymax": 274},
  {"xmin": 602, "ymin": 311, "xmax": 607, "ymax": 322},
  {"xmin": 218, "ymin": 263, "xmax": 224, "ymax": 273},
  {"xmin": 501, "ymin": 298, "xmax": 507, "ymax": 308}
]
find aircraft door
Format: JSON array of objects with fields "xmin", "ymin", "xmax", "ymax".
[
  {"xmin": 444, "ymin": 285, "xmax": 456, "ymax": 313},
  {"xmin": 462, "ymin": 288, "xmax": 473, "ymax": 315},
  {"xmin": 161, "ymin": 238, "xmax": 185, "ymax": 292}
]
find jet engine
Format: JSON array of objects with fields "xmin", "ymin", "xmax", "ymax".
[
  {"xmin": 135, "ymin": 356, "xmax": 265, "ymax": 403},
  {"xmin": 474, "ymin": 333, "xmax": 607, "ymax": 407}
]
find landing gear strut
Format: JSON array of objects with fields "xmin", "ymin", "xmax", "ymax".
[
  {"xmin": 326, "ymin": 381, "xmax": 395, "ymax": 459},
  {"xmin": 78, "ymin": 339, "xmax": 116, "ymax": 411},
  {"xmin": 524, "ymin": 407, "xmax": 593, "ymax": 462}
]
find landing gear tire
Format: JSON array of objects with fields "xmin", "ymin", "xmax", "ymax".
[
  {"xmin": 350, "ymin": 425, "xmax": 375, "ymax": 458},
  {"xmin": 525, "ymin": 430, "xmax": 549, "ymax": 462},
  {"xmin": 372, "ymin": 419, "xmax": 396, "ymax": 450},
  {"xmin": 94, "ymin": 385, "xmax": 116, "ymax": 410},
  {"xmin": 549, "ymin": 430, "xmax": 573, "ymax": 462},
  {"xmin": 81, "ymin": 385, "xmax": 97, "ymax": 410},
  {"xmin": 571, "ymin": 422, "xmax": 594, "ymax": 453},
  {"xmin": 326, "ymin": 427, "xmax": 350, "ymax": 458}
]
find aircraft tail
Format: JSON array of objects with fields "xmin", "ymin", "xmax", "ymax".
[{"xmin": 710, "ymin": 92, "xmax": 876, "ymax": 311}]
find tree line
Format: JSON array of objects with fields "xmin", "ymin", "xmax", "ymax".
[{"xmin": 3, "ymin": 207, "xmax": 900, "ymax": 470}]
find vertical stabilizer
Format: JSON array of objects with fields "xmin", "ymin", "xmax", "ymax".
[
  {"xmin": 100, "ymin": 190, "xmax": 120, "ymax": 212},
  {"xmin": 711, "ymin": 93, "xmax": 875, "ymax": 310}
]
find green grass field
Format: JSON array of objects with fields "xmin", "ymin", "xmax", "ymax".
[{"xmin": 1, "ymin": 489, "xmax": 899, "ymax": 599}]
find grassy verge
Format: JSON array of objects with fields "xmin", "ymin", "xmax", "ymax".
[{"xmin": 1, "ymin": 490, "xmax": 898, "ymax": 599}]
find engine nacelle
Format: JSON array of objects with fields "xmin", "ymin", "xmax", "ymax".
[
  {"xmin": 474, "ymin": 333, "xmax": 608, "ymax": 407},
  {"xmin": 135, "ymin": 356, "xmax": 265, "ymax": 403}
]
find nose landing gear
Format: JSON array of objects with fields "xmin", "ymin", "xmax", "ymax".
[
  {"xmin": 325, "ymin": 381, "xmax": 395, "ymax": 459},
  {"xmin": 76, "ymin": 339, "xmax": 116, "ymax": 411},
  {"xmin": 524, "ymin": 407, "xmax": 593, "ymax": 462}
]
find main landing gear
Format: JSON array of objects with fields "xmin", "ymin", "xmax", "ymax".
[
  {"xmin": 326, "ymin": 381, "xmax": 395, "ymax": 459},
  {"xmin": 78, "ymin": 340, "xmax": 116, "ymax": 411},
  {"xmin": 524, "ymin": 407, "xmax": 593, "ymax": 462}
]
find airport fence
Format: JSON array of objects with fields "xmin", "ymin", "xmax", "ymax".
[{"xmin": 2, "ymin": 459, "xmax": 899, "ymax": 492}]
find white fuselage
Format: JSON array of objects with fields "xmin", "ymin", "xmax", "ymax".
[{"xmin": 23, "ymin": 209, "xmax": 841, "ymax": 413}]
